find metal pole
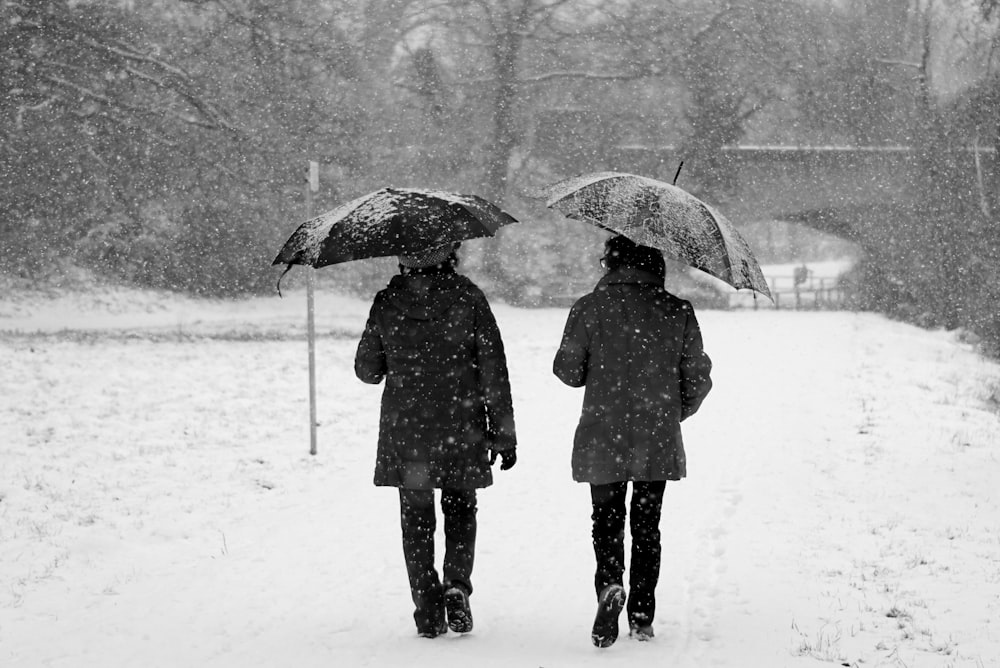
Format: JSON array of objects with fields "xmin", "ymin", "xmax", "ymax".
[{"xmin": 306, "ymin": 160, "xmax": 319, "ymax": 455}]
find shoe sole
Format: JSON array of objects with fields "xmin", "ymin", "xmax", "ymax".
[
  {"xmin": 591, "ymin": 586, "xmax": 625, "ymax": 648},
  {"xmin": 444, "ymin": 589, "xmax": 473, "ymax": 634}
]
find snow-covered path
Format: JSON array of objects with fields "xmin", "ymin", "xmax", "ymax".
[{"xmin": 2, "ymin": 288, "xmax": 999, "ymax": 667}]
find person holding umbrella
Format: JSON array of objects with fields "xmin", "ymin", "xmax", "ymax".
[
  {"xmin": 354, "ymin": 241, "xmax": 517, "ymax": 639},
  {"xmin": 552, "ymin": 235, "xmax": 713, "ymax": 648}
]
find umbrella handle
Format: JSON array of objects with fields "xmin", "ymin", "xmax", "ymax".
[{"xmin": 275, "ymin": 263, "xmax": 294, "ymax": 298}]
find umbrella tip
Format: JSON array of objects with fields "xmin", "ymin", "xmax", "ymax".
[{"xmin": 672, "ymin": 161, "xmax": 684, "ymax": 185}]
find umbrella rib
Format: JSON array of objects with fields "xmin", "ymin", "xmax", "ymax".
[{"xmin": 692, "ymin": 200, "xmax": 737, "ymax": 277}]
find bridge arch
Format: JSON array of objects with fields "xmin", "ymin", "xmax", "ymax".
[{"xmin": 555, "ymin": 143, "xmax": 994, "ymax": 262}]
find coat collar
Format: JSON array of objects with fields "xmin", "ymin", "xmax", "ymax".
[
  {"xmin": 385, "ymin": 272, "xmax": 471, "ymax": 320},
  {"xmin": 597, "ymin": 267, "xmax": 665, "ymax": 288}
]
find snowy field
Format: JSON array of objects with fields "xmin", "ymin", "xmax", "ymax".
[{"xmin": 2, "ymin": 282, "xmax": 1000, "ymax": 668}]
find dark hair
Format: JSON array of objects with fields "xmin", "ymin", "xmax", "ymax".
[{"xmin": 603, "ymin": 235, "xmax": 665, "ymax": 280}]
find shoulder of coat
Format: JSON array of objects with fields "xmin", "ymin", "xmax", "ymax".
[
  {"xmin": 650, "ymin": 287, "xmax": 690, "ymax": 307},
  {"xmin": 570, "ymin": 290, "xmax": 597, "ymax": 310},
  {"xmin": 672, "ymin": 293, "xmax": 695, "ymax": 311},
  {"xmin": 454, "ymin": 275, "xmax": 489, "ymax": 302}
]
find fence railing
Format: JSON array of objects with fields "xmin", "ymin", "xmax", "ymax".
[{"xmin": 729, "ymin": 274, "xmax": 852, "ymax": 310}]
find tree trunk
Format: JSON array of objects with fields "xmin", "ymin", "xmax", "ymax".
[
  {"xmin": 479, "ymin": 5, "xmax": 529, "ymax": 298},
  {"xmin": 480, "ymin": 80, "xmax": 517, "ymax": 288}
]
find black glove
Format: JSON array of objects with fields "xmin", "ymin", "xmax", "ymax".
[{"xmin": 489, "ymin": 447, "xmax": 517, "ymax": 471}]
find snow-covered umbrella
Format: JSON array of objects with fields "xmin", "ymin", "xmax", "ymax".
[
  {"xmin": 539, "ymin": 171, "xmax": 771, "ymax": 298},
  {"xmin": 272, "ymin": 187, "xmax": 519, "ymax": 276}
]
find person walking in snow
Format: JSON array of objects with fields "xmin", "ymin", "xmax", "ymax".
[
  {"xmin": 553, "ymin": 235, "xmax": 713, "ymax": 648},
  {"xmin": 354, "ymin": 241, "xmax": 517, "ymax": 639}
]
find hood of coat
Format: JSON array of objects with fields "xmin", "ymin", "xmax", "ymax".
[
  {"xmin": 597, "ymin": 267, "xmax": 665, "ymax": 289},
  {"xmin": 384, "ymin": 272, "xmax": 472, "ymax": 320}
]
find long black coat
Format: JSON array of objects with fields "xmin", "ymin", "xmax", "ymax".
[
  {"xmin": 553, "ymin": 268, "xmax": 712, "ymax": 484},
  {"xmin": 355, "ymin": 271, "xmax": 516, "ymax": 490}
]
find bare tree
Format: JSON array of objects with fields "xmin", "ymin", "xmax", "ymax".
[
  {"xmin": 378, "ymin": 0, "xmax": 660, "ymax": 288},
  {"xmin": 0, "ymin": 0, "xmax": 236, "ymax": 274},
  {"xmin": 2, "ymin": 0, "xmax": 232, "ymax": 136},
  {"xmin": 0, "ymin": 0, "xmax": 367, "ymax": 293}
]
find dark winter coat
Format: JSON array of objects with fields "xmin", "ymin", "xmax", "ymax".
[
  {"xmin": 355, "ymin": 270, "xmax": 516, "ymax": 490},
  {"xmin": 553, "ymin": 267, "xmax": 713, "ymax": 484}
]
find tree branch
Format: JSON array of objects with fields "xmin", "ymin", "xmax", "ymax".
[
  {"xmin": 42, "ymin": 74, "xmax": 223, "ymax": 130},
  {"xmin": 516, "ymin": 69, "xmax": 645, "ymax": 84},
  {"xmin": 15, "ymin": 96, "xmax": 59, "ymax": 131},
  {"xmin": 875, "ymin": 57, "xmax": 922, "ymax": 69}
]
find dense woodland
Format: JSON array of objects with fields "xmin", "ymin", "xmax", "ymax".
[{"xmin": 3, "ymin": 0, "xmax": 1000, "ymax": 352}]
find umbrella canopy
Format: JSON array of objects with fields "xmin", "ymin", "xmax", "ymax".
[
  {"xmin": 272, "ymin": 187, "xmax": 519, "ymax": 269},
  {"xmin": 540, "ymin": 171, "xmax": 771, "ymax": 298}
]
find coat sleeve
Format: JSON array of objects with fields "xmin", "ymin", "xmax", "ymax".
[
  {"xmin": 354, "ymin": 300, "xmax": 387, "ymax": 385},
  {"xmin": 679, "ymin": 304, "xmax": 712, "ymax": 421},
  {"xmin": 473, "ymin": 294, "xmax": 517, "ymax": 451},
  {"xmin": 552, "ymin": 301, "xmax": 589, "ymax": 388}
]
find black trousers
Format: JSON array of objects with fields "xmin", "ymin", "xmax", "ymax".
[
  {"xmin": 590, "ymin": 480, "xmax": 666, "ymax": 625},
  {"xmin": 398, "ymin": 488, "xmax": 477, "ymax": 631}
]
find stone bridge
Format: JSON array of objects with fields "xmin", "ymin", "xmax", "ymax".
[{"xmin": 542, "ymin": 143, "xmax": 997, "ymax": 254}]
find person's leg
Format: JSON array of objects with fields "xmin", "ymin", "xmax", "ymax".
[
  {"xmin": 590, "ymin": 481, "xmax": 628, "ymax": 647},
  {"xmin": 398, "ymin": 488, "xmax": 445, "ymax": 637},
  {"xmin": 591, "ymin": 481, "xmax": 628, "ymax": 596},
  {"xmin": 441, "ymin": 488, "xmax": 477, "ymax": 633},
  {"xmin": 441, "ymin": 488, "xmax": 477, "ymax": 594},
  {"xmin": 627, "ymin": 480, "xmax": 666, "ymax": 637}
]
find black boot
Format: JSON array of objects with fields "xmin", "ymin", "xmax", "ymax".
[
  {"xmin": 417, "ymin": 613, "xmax": 447, "ymax": 639},
  {"xmin": 591, "ymin": 584, "xmax": 626, "ymax": 648},
  {"xmin": 444, "ymin": 586, "xmax": 473, "ymax": 633},
  {"xmin": 414, "ymin": 583, "xmax": 447, "ymax": 638},
  {"xmin": 628, "ymin": 613, "xmax": 655, "ymax": 641}
]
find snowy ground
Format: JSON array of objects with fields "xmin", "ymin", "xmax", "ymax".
[{"xmin": 2, "ymin": 281, "xmax": 1000, "ymax": 668}]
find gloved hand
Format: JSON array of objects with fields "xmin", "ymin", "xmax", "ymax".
[{"xmin": 489, "ymin": 447, "xmax": 517, "ymax": 471}]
